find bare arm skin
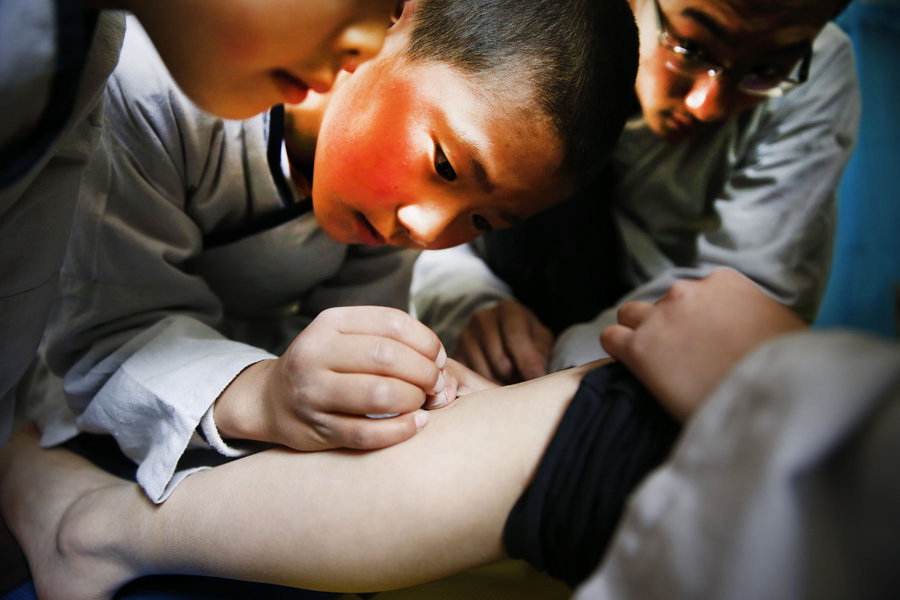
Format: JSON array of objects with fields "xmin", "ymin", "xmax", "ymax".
[{"xmin": 1, "ymin": 359, "xmax": 607, "ymax": 600}]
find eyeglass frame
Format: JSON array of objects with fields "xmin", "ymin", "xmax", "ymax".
[{"xmin": 652, "ymin": 0, "xmax": 811, "ymax": 98}]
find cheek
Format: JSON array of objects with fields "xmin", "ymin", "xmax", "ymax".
[
  {"xmin": 638, "ymin": 61, "xmax": 683, "ymax": 104},
  {"xmin": 319, "ymin": 127, "xmax": 417, "ymax": 212}
]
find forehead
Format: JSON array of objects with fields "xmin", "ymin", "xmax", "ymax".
[
  {"xmin": 392, "ymin": 57, "xmax": 568, "ymax": 198},
  {"xmin": 660, "ymin": 0, "xmax": 827, "ymax": 52}
]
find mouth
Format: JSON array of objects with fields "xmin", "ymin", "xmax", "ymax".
[
  {"xmin": 271, "ymin": 70, "xmax": 310, "ymax": 104},
  {"xmin": 659, "ymin": 110, "xmax": 700, "ymax": 139},
  {"xmin": 352, "ymin": 212, "xmax": 387, "ymax": 246}
]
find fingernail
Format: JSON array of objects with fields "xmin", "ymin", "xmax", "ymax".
[
  {"xmin": 436, "ymin": 346, "xmax": 447, "ymax": 369},
  {"xmin": 414, "ymin": 411, "xmax": 429, "ymax": 431},
  {"xmin": 431, "ymin": 371, "xmax": 446, "ymax": 395}
]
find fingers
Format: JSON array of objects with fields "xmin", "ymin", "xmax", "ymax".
[
  {"xmin": 616, "ymin": 301, "xmax": 654, "ymax": 329},
  {"xmin": 443, "ymin": 358, "xmax": 498, "ymax": 397},
  {"xmin": 307, "ymin": 333, "xmax": 445, "ymax": 395},
  {"xmin": 306, "ymin": 410, "xmax": 431, "ymax": 451},
  {"xmin": 454, "ymin": 325, "xmax": 511, "ymax": 384},
  {"xmin": 315, "ymin": 372, "xmax": 435, "ymax": 417},
  {"xmin": 320, "ymin": 306, "xmax": 446, "ymax": 366},
  {"xmin": 500, "ymin": 308, "xmax": 552, "ymax": 381},
  {"xmin": 453, "ymin": 301, "xmax": 552, "ymax": 384},
  {"xmin": 305, "ymin": 306, "xmax": 448, "ymax": 398},
  {"xmin": 599, "ymin": 323, "xmax": 634, "ymax": 360},
  {"xmin": 601, "ymin": 301, "xmax": 656, "ymax": 360}
]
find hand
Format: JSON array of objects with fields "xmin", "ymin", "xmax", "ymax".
[
  {"xmin": 601, "ymin": 269, "xmax": 808, "ymax": 421},
  {"xmin": 454, "ymin": 300, "xmax": 554, "ymax": 384},
  {"xmin": 214, "ymin": 306, "xmax": 448, "ymax": 451},
  {"xmin": 428, "ymin": 358, "xmax": 498, "ymax": 409}
]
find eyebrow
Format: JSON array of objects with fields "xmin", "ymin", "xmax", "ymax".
[
  {"xmin": 680, "ymin": 8, "xmax": 730, "ymax": 42},
  {"xmin": 456, "ymin": 135, "xmax": 495, "ymax": 195},
  {"xmin": 677, "ymin": 8, "xmax": 813, "ymax": 63}
]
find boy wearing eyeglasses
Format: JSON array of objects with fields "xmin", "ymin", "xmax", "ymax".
[{"xmin": 413, "ymin": 0, "xmax": 861, "ymax": 384}]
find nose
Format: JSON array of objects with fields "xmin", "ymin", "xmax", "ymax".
[
  {"xmin": 301, "ymin": 21, "xmax": 388, "ymax": 93},
  {"xmin": 335, "ymin": 20, "xmax": 388, "ymax": 73},
  {"xmin": 302, "ymin": 64, "xmax": 339, "ymax": 94},
  {"xmin": 396, "ymin": 204, "xmax": 457, "ymax": 248},
  {"xmin": 684, "ymin": 74, "xmax": 730, "ymax": 122}
]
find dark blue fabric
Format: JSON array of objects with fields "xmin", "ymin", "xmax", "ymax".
[
  {"xmin": 503, "ymin": 363, "xmax": 680, "ymax": 587},
  {"xmin": 0, "ymin": 581, "xmax": 36, "ymax": 600},
  {"xmin": 0, "ymin": 1, "xmax": 97, "ymax": 187},
  {"xmin": 0, "ymin": 578, "xmax": 338, "ymax": 600},
  {"xmin": 816, "ymin": 3, "xmax": 900, "ymax": 337}
]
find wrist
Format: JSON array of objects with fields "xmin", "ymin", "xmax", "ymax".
[{"xmin": 213, "ymin": 359, "xmax": 272, "ymax": 441}]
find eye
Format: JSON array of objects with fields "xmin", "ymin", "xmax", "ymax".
[
  {"xmin": 434, "ymin": 144, "xmax": 457, "ymax": 182},
  {"xmin": 472, "ymin": 214, "xmax": 493, "ymax": 232},
  {"xmin": 669, "ymin": 35, "xmax": 712, "ymax": 66},
  {"xmin": 747, "ymin": 64, "xmax": 791, "ymax": 84}
]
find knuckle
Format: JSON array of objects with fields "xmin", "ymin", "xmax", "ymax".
[
  {"xmin": 317, "ymin": 306, "xmax": 340, "ymax": 324},
  {"xmin": 382, "ymin": 309, "xmax": 408, "ymax": 338},
  {"xmin": 367, "ymin": 379, "xmax": 399, "ymax": 413},
  {"xmin": 667, "ymin": 279, "xmax": 695, "ymax": 300},
  {"xmin": 347, "ymin": 425, "xmax": 381, "ymax": 449},
  {"xmin": 370, "ymin": 339, "xmax": 397, "ymax": 366},
  {"xmin": 493, "ymin": 356, "xmax": 514, "ymax": 378}
]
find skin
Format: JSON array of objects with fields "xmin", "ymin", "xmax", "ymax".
[
  {"xmin": 87, "ymin": 0, "xmax": 402, "ymax": 119},
  {"xmin": 310, "ymin": 13, "xmax": 569, "ymax": 250},
  {"xmin": 0, "ymin": 360, "xmax": 606, "ymax": 600},
  {"xmin": 630, "ymin": 0, "xmax": 832, "ymax": 141},
  {"xmin": 453, "ymin": 0, "xmax": 836, "ymax": 382},
  {"xmin": 211, "ymin": 1, "xmax": 571, "ymax": 453},
  {"xmin": 602, "ymin": 268, "xmax": 807, "ymax": 420}
]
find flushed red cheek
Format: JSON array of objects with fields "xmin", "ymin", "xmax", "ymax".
[
  {"xmin": 320, "ymin": 75, "xmax": 421, "ymax": 212},
  {"xmin": 334, "ymin": 133, "xmax": 416, "ymax": 211}
]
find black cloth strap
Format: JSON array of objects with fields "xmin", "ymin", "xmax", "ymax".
[
  {"xmin": 503, "ymin": 362, "xmax": 681, "ymax": 587},
  {"xmin": 202, "ymin": 105, "xmax": 311, "ymax": 248}
]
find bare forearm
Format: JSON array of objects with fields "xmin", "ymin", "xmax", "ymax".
[{"xmin": 130, "ymin": 360, "xmax": 606, "ymax": 591}]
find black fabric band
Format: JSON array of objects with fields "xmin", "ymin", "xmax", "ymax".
[
  {"xmin": 202, "ymin": 105, "xmax": 311, "ymax": 249},
  {"xmin": 503, "ymin": 363, "xmax": 681, "ymax": 587}
]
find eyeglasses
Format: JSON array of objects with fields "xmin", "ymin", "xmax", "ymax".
[{"xmin": 652, "ymin": 0, "xmax": 811, "ymax": 98}]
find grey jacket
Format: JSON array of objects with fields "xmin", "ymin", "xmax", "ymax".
[
  {"xmin": 0, "ymin": 2, "xmax": 125, "ymax": 445},
  {"xmin": 39, "ymin": 20, "xmax": 417, "ymax": 502},
  {"xmin": 576, "ymin": 330, "xmax": 900, "ymax": 600}
]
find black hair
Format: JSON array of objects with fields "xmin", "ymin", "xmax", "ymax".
[{"xmin": 406, "ymin": 0, "xmax": 639, "ymax": 187}]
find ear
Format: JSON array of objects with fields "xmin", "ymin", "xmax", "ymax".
[{"xmin": 392, "ymin": 0, "xmax": 417, "ymax": 28}]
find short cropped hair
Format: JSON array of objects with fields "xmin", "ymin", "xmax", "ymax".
[{"xmin": 406, "ymin": 0, "xmax": 639, "ymax": 187}]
